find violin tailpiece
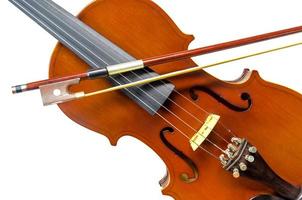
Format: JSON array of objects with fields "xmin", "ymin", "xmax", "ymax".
[{"xmin": 220, "ymin": 138, "xmax": 301, "ymax": 200}]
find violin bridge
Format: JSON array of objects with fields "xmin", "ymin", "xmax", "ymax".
[
  {"xmin": 190, "ymin": 114, "xmax": 220, "ymax": 151},
  {"xmin": 39, "ymin": 78, "xmax": 84, "ymax": 106}
]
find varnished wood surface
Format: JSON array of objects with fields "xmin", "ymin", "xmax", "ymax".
[{"xmin": 49, "ymin": 0, "xmax": 302, "ymax": 199}]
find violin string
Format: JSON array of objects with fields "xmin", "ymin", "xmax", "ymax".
[
  {"xmin": 155, "ymin": 113, "xmax": 219, "ymax": 159},
  {"xmin": 172, "ymin": 90, "xmax": 236, "ymax": 138},
  {"xmin": 38, "ymin": 0, "xmax": 234, "ymax": 141},
  {"xmin": 28, "ymin": 0, "xmax": 231, "ymax": 145},
  {"xmin": 124, "ymin": 71, "xmax": 230, "ymax": 144},
  {"xmin": 38, "ymin": 0, "xmax": 229, "ymax": 154},
  {"xmin": 107, "ymin": 76, "xmax": 220, "ymax": 159},
  {"xmin": 110, "ymin": 74, "xmax": 225, "ymax": 152},
  {"xmin": 132, "ymin": 67, "xmax": 236, "ymax": 139}
]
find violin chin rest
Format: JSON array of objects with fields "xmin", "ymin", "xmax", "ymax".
[
  {"xmin": 250, "ymin": 195, "xmax": 285, "ymax": 200},
  {"xmin": 250, "ymin": 188, "xmax": 302, "ymax": 200}
]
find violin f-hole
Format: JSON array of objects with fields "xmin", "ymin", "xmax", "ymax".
[
  {"xmin": 160, "ymin": 127, "xmax": 199, "ymax": 184},
  {"xmin": 189, "ymin": 86, "xmax": 252, "ymax": 112}
]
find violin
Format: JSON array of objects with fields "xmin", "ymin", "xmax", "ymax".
[{"xmin": 7, "ymin": 0, "xmax": 302, "ymax": 199}]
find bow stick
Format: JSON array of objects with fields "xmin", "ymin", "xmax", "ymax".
[
  {"xmin": 12, "ymin": 26, "xmax": 302, "ymax": 94},
  {"xmin": 36, "ymin": 41, "xmax": 302, "ymax": 105}
]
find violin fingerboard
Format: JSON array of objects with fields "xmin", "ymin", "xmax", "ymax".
[{"xmin": 9, "ymin": 0, "xmax": 174, "ymax": 115}]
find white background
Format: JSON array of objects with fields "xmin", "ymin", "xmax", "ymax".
[{"xmin": 1, "ymin": 0, "xmax": 302, "ymax": 200}]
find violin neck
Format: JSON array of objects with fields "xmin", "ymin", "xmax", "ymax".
[{"xmin": 9, "ymin": 0, "xmax": 174, "ymax": 115}]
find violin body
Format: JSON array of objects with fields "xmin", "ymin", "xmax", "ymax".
[{"xmin": 48, "ymin": 0, "xmax": 302, "ymax": 199}]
